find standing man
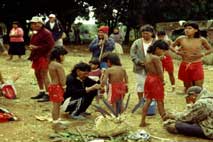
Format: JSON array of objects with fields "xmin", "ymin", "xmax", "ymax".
[
  {"xmin": 88, "ymin": 26, "xmax": 115, "ymax": 68},
  {"xmin": 130, "ymin": 24, "xmax": 155, "ymax": 112},
  {"xmin": 171, "ymin": 22, "xmax": 213, "ymax": 93},
  {"xmin": 45, "ymin": 14, "xmax": 64, "ymax": 47},
  {"xmin": 29, "ymin": 16, "xmax": 55, "ymax": 102}
]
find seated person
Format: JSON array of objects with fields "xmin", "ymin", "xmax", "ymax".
[
  {"xmin": 63, "ymin": 62, "xmax": 101, "ymax": 120},
  {"xmin": 163, "ymin": 86, "xmax": 213, "ymax": 139}
]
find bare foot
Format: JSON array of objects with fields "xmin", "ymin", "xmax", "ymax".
[{"xmin": 139, "ymin": 122, "xmax": 150, "ymax": 127}]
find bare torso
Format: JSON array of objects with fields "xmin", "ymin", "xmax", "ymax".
[
  {"xmin": 173, "ymin": 36, "xmax": 211, "ymax": 62},
  {"xmin": 48, "ymin": 61, "xmax": 66, "ymax": 86},
  {"xmin": 104, "ymin": 65, "xmax": 128, "ymax": 84},
  {"xmin": 145, "ymin": 54, "xmax": 163, "ymax": 81}
]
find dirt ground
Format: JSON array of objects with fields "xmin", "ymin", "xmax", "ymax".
[{"xmin": 0, "ymin": 45, "xmax": 213, "ymax": 142}]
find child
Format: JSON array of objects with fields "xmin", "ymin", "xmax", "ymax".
[
  {"xmin": 88, "ymin": 58, "xmax": 102, "ymax": 104},
  {"xmin": 157, "ymin": 31, "xmax": 175, "ymax": 92},
  {"xmin": 140, "ymin": 40, "xmax": 169, "ymax": 127},
  {"xmin": 101, "ymin": 53, "xmax": 128, "ymax": 114},
  {"xmin": 171, "ymin": 22, "xmax": 213, "ymax": 93},
  {"xmin": 48, "ymin": 46, "xmax": 67, "ymax": 125}
]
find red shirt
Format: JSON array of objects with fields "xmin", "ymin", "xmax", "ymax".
[{"xmin": 28, "ymin": 27, "xmax": 54, "ymax": 61}]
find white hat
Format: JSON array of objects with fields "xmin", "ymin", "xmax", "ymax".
[
  {"xmin": 49, "ymin": 14, "xmax": 56, "ymax": 18},
  {"xmin": 30, "ymin": 16, "xmax": 44, "ymax": 24}
]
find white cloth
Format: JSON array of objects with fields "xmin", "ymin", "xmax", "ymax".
[{"xmin": 135, "ymin": 71, "xmax": 146, "ymax": 92}]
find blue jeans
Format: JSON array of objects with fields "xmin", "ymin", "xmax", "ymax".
[{"xmin": 176, "ymin": 121, "xmax": 206, "ymax": 138}]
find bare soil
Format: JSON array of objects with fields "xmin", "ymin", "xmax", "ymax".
[{"xmin": 0, "ymin": 45, "xmax": 212, "ymax": 142}]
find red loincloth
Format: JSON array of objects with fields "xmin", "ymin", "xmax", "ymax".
[
  {"xmin": 161, "ymin": 55, "xmax": 174, "ymax": 73},
  {"xmin": 108, "ymin": 82, "xmax": 127, "ymax": 104},
  {"xmin": 178, "ymin": 61, "xmax": 204, "ymax": 82},
  {"xmin": 32, "ymin": 57, "xmax": 49, "ymax": 70},
  {"xmin": 144, "ymin": 74, "xmax": 164, "ymax": 101},
  {"xmin": 48, "ymin": 84, "xmax": 64, "ymax": 103}
]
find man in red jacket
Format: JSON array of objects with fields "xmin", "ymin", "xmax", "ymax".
[{"xmin": 28, "ymin": 16, "xmax": 55, "ymax": 102}]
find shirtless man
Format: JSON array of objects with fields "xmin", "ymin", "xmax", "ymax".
[
  {"xmin": 101, "ymin": 52, "xmax": 128, "ymax": 114},
  {"xmin": 171, "ymin": 22, "xmax": 213, "ymax": 92}
]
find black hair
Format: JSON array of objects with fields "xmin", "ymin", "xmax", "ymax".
[
  {"xmin": 89, "ymin": 58, "xmax": 100, "ymax": 67},
  {"xmin": 183, "ymin": 22, "xmax": 200, "ymax": 38},
  {"xmin": 71, "ymin": 62, "xmax": 91, "ymax": 77},
  {"xmin": 140, "ymin": 24, "xmax": 155, "ymax": 38},
  {"xmin": 50, "ymin": 46, "xmax": 68, "ymax": 62},
  {"xmin": 12, "ymin": 21, "xmax": 20, "ymax": 26},
  {"xmin": 157, "ymin": 31, "xmax": 166, "ymax": 36},
  {"xmin": 102, "ymin": 52, "xmax": 121, "ymax": 66},
  {"xmin": 147, "ymin": 40, "xmax": 169, "ymax": 54}
]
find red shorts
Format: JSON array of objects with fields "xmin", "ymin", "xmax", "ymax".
[
  {"xmin": 178, "ymin": 61, "xmax": 204, "ymax": 82},
  {"xmin": 161, "ymin": 55, "xmax": 174, "ymax": 73},
  {"xmin": 108, "ymin": 82, "xmax": 127, "ymax": 104},
  {"xmin": 32, "ymin": 57, "xmax": 49, "ymax": 70},
  {"xmin": 144, "ymin": 74, "xmax": 164, "ymax": 101},
  {"xmin": 48, "ymin": 84, "xmax": 64, "ymax": 103}
]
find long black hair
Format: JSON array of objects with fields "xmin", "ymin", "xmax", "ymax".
[
  {"xmin": 71, "ymin": 62, "xmax": 91, "ymax": 77},
  {"xmin": 147, "ymin": 40, "xmax": 169, "ymax": 54}
]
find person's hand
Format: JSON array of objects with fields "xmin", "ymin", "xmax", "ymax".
[
  {"xmin": 98, "ymin": 39, "xmax": 104, "ymax": 47},
  {"xmin": 92, "ymin": 84, "xmax": 101, "ymax": 90},
  {"xmin": 138, "ymin": 61, "xmax": 145, "ymax": 66},
  {"xmin": 163, "ymin": 112, "xmax": 176, "ymax": 120},
  {"xmin": 28, "ymin": 44, "xmax": 38, "ymax": 50}
]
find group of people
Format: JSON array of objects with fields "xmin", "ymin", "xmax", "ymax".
[
  {"xmin": 0, "ymin": 17, "xmax": 212, "ymax": 139},
  {"xmin": 1, "ymin": 13, "xmax": 64, "ymax": 61},
  {"xmin": 129, "ymin": 23, "xmax": 212, "ymax": 139}
]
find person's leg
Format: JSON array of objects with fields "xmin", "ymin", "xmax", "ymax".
[
  {"xmin": 31, "ymin": 70, "xmax": 45, "ymax": 99},
  {"xmin": 194, "ymin": 80, "xmax": 203, "ymax": 88},
  {"xmin": 140, "ymin": 99, "xmax": 152, "ymax": 127},
  {"xmin": 183, "ymin": 82, "xmax": 192, "ymax": 94},
  {"xmin": 156, "ymin": 100, "xmax": 166, "ymax": 120},
  {"xmin": 175, "ymin": 121, "xmax": 206, "ymax": 138},
  {"xmin": 40, "ymin": 69, "xmax": 50, "ymax": 92},
  {"xmin": 52, "ymin": 102, "xmax": 60, "ymax": 121},
  {"xmin": 168, "ymin": 72, "xmax": 175, "ymax": 92}
]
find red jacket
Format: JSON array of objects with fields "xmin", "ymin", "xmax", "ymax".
[{"xmin": 28, "ymin": 27, "xmax": 54, "ymax": 61}]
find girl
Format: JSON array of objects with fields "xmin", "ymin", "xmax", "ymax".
[{"xmin": 140, "ymin": 40, "xmax": 169, "ymax": 127}]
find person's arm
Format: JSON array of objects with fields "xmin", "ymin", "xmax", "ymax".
[
  {"xmin": 153, "ymin": 57, "xmax": 164, "ymax": 82},
  {"xmin": 175, "ymin": 102, "xmax": 208, "ymax": 123},
  {"xmin": 56, "ymin": 64, "xmax": 66, "ymax": 88},
  {"xmin": 88, "ymin": 38, "xmax": 99, "ymax": 52},
  {"xmin": 170, "ymin": 36, "xmax": 183, "ymax": 56},
  {"xmin": 101, "ymin": 69, "xmax": 109, "ymax": 86},
  {"xmin": 201, "ymin": 37, "xmax": 213, "ymax": 57},
  {"xmin": 105, "ymin": 38, "xmax": 115, "ymax": 51},
  {"xmin": 130, "ymin": 40, "xmax": 143, "ymax": 65}
]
